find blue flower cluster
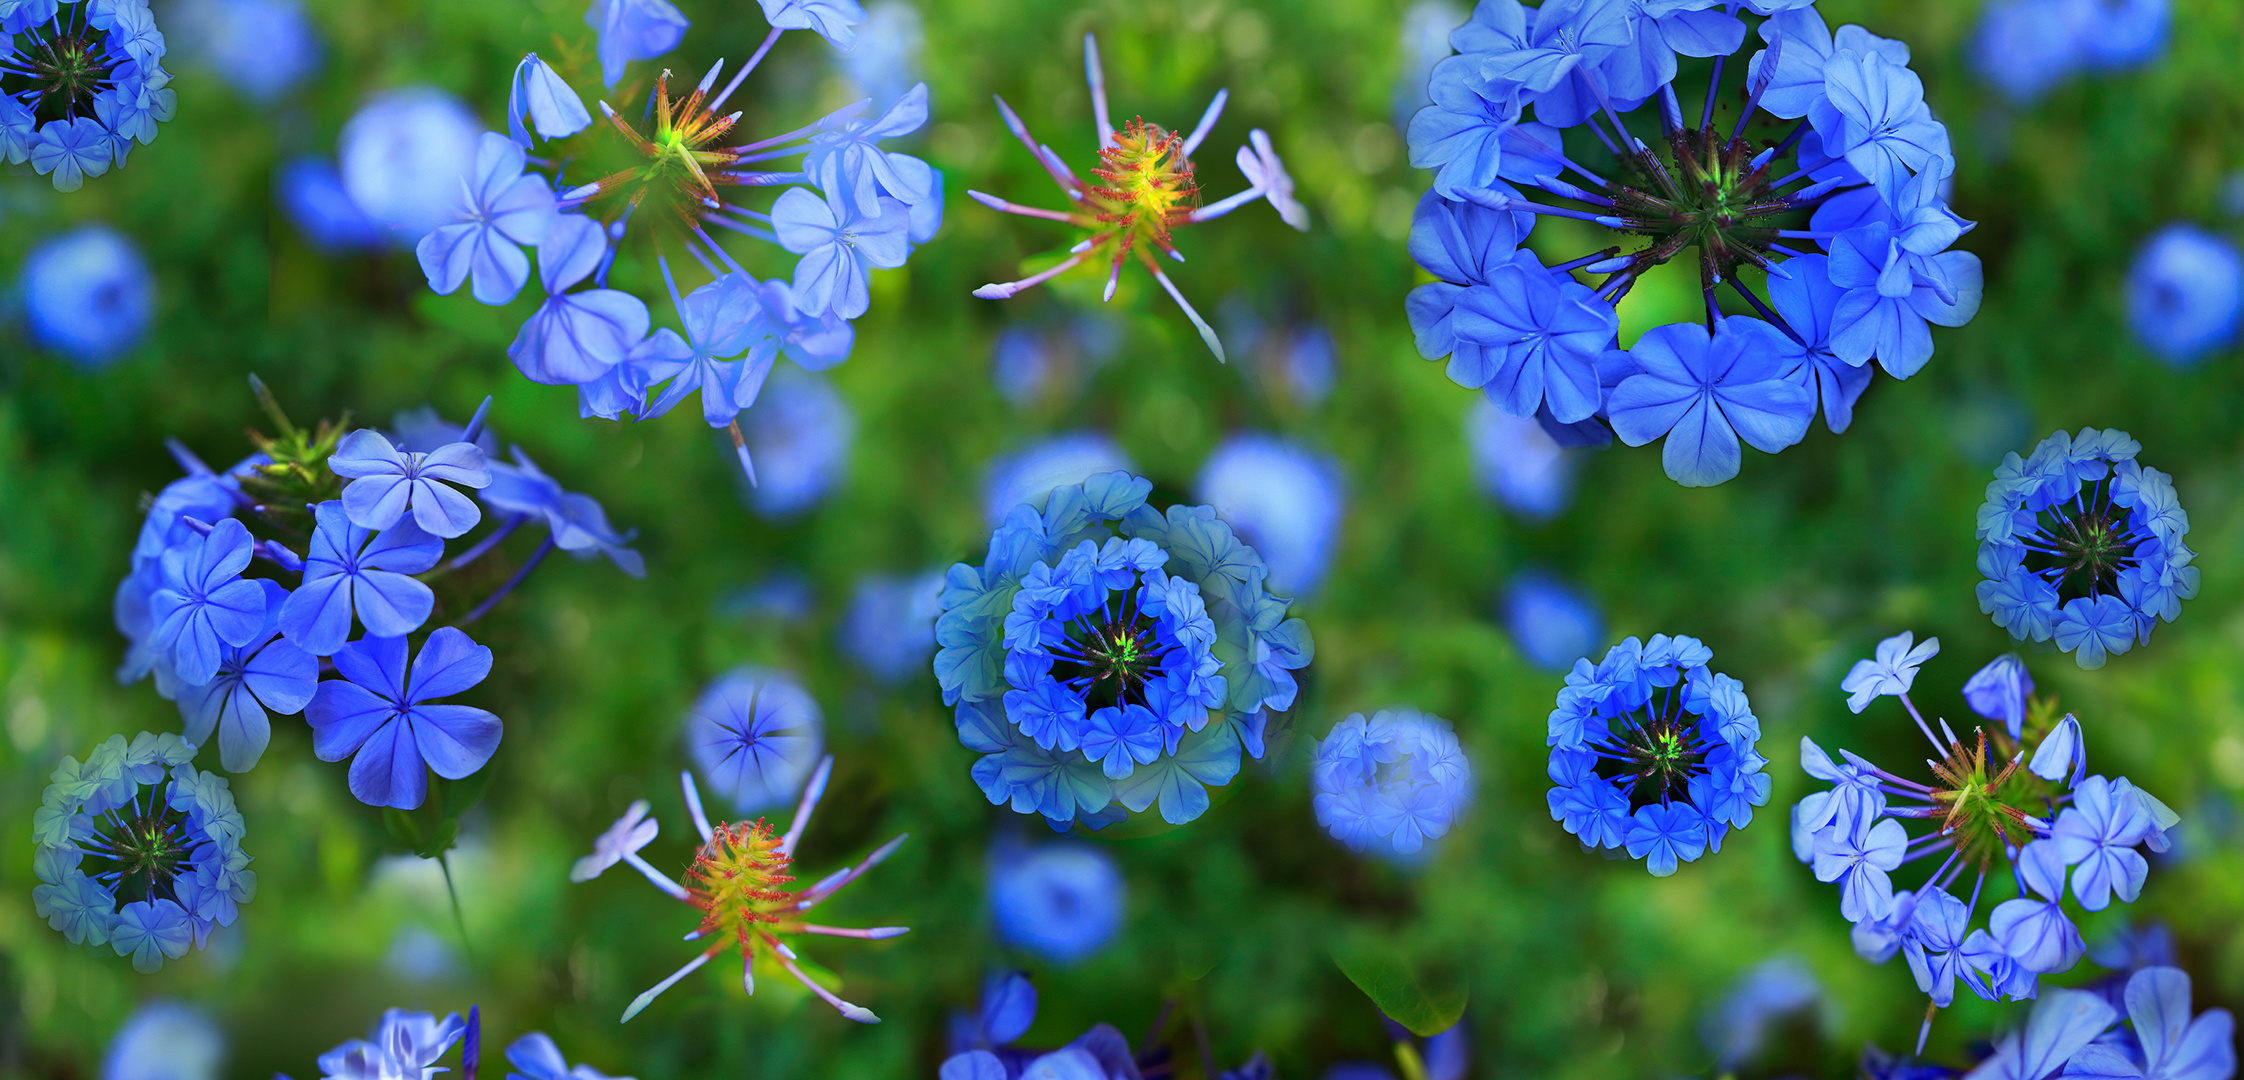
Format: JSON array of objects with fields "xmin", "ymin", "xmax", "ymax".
[
  {"xmin": 936, "ymin": 473, "xmax": 1314, "ymax": 829},
  {"xmin": 1794, "ymin": 635, "xmax": 2180, "ymax": 1010},
  {"xmin": 417, "ymin": 2, "xmax": 936, "ymax": 480},
  {"xmin": 1911, "ymin": 968, "xmax": 2231, "ymax": 1080},
  {"xmin": 1545, "ymin": 635, "xmax": 1770, "ymax": 876},
  {"xmin": 1971, "ymin": 0, "xmax": 2167, "ymax": 105},
  {"xmin": 113, "ymin": 400, "xmax": 639, "ymax": 810},
  {"xmin": 1974, "ymin": 427, "xmax": 2196, "ymax": 669},
  {"xmin": 1404, "ymin": 0, "xmax": 1982, "ymax": 486},
  {"xmin": 293, "ymin": 1005, "xmax": 633, "ymax": 1080},
  {"xmin": 32, "ymin": 732, "xmax": 254, "ymax": 972},
  {"xmin": 0, "ymin": 0, "xmax": 175, "ymax": 190},
  {"xmin": 1311, "ymin": 709, "xmax": 1474, "ymax": 857}
]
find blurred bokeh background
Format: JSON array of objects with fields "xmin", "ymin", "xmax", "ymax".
[{"xmin": 2, "ymin": 0, "xmax": 2242, "ymax": 1076}]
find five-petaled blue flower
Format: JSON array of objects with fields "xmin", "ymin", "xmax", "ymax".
[
  {"xmin": 328, "ymin": 429, "xmax": 493, "ymax": 540},
  {"xmin": 279, "ymin": 500, "xmax": 444, "ymax": 656},
  {"xmin": 305, "ymin": 627, "xmax": 505, "ymax": 810},
  {"xmin": 1608, "ymin": 318, "xmax": 1814, "ymax": 487},
  {"xmin": 150, "ymin": 516, "xmax": 269, "ymax": 687},
  {"xmin": 416, "ymin": 132, "xmax": 558, "ymax": 305},
  {"xmin": 1839, "ymin": 630, "xmax": 1938, "ymax": 714},
  {"xmin": 177, "ymin": 584, "xmax": 316, "ymax": 772},
  {"xmin": 758, "ymin": 0, "xmax": 868, "ymax": 50},
  {"xmin": 772, "ymin": 187, "xmax": 912, "ymax": 320},
  {"xmin": 510, "ymin": 213, "xmax": 652, "ymax": 387}
]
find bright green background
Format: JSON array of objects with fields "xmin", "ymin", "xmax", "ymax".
[{"xmin": 2, "ymin": 0, "xmax": 2242, "ymax": 1076}]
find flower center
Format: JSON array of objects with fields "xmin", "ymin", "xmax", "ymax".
[
  {"xmin": 1597, "ymin": 706, "xmax": 1710, "ymax": 812},
  {"xmin": 1087, "ymin": 118, "xmax": 1196, "ymax": 256},
  {"xmin": 83, "ymin": 799, "xmax": 194, "ymax": 909},
  {"xmin": 1926, "ymin": 727, "xmax": 2051, "ymax": 871},
  {"xmin": 1049, "ymin": 591, "xmax": 1165, "ymax": 713},
  {"xmin": 9, "ymin": 30, "xmax": 116, "ymax": 124},
  {"xmin": 584, "ymin": 68, "xmax": 746, "ymax": 234},
  {"xmin": 1602, "ymin": 128, "xmax": 1805, "ymax": 294},
  {"xmin": 687, "ymin": 819, "xmax": 796, "ymax": 949},
  {"xmin": 2021, "ymin": 485, "xmax": 2146, "ymax": 603}
]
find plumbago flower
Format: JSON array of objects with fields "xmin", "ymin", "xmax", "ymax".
[
  {"xmin": 968, "ymin": 35, "xmax": 1309, "ymax": 361},
  {"xmin": 0, "ymin": 0, "xmax": 177, "ymax": 191},
  {"xmin": 417, "ymin": 3, "xmax": 937, "ymax": 480},
  {"xmin": 1794, "ymin": 633, "xmax": 2179, "ymax": 1040},
  {"xmin": 1404, "ymin": 0, "xmax": 1982, "ymax": 485},
  {"xmin": 1545, "ymin": 635, "xmax": 1770, "ymax": 875},
  {"xmin": 291, "ymin": 1005, "xmax": 637, "ymax": 1080},
  {"xmin": 1975, "ymin": 428, "xmax": 2197, "ymax": 669},
  {"xmin": 1311, "ymin": 709, "xmax": 1475, "ymax": 858},
  {"xmin": 934, "ymin": 472, "xmax": 1315, "ymax": 830},
  {"xmin": 569, "ymin": 758, "xmax": 909, "ymax": 1024},
  {"xmin": 32, "ymin": 732, "xmax": 255, "ymax": 972},
  {"xmin": 111, "ymin": 384, "xmax": 639, "ymax": 821},
  {"xmin": 1876, "ymin": 967, "xmax": 2234, "ymax": 1080}
]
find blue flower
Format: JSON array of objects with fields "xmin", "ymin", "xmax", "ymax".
[
  {"xmin": 939, "ymin": 473, "xmax": 1311, "ymax": 829},
  {"xmin": 1961, "ymin": 653, "xmax": 2034, "ymax": 740},
  {"xmin": 328, "ymin": 429, "xmax": 492, "ymax": 539},
  {"xmin": 835, "ymin": 1, "xmax": 923, "ymax": 109},
  {"xmin": 1747, "ymin": 9, "xmax": 1911, "ymax": 120},
  {"xmin": 1975, "ymin": 428, "xmax": 2196, "ymax": 668},
  {"xmin": 1466, "ymin": 399, "xmax": 1578, "ymax": 519},
  {"xmin": 509, "ymin": 215, "xmax": 651, "ymax": 387},
  {"xmin": 1969, "ymin": 0, "xmax": 2092, "ymax": 104},
  {"xmin": 989, "ymin": 838, "xmax": 1124, "ymax": 963},
  {"xmin": 627, "ymin": 270, "xmax": 768, "ymax": 425},
  {"xmin": 1470, "ymin": 0, "xmax": 1634, "ymax": 129},
  {"xmin": 1900, "ymin": 886, "xmax": 1972, "ymax": 1008},
  {"xmin": 102, "ymin": 1000, "xmax": 225, "ymax": 1080},
  {"xmin": 1807, "ymin": 49, "xmax": 1952, "ymax": 210},
  {"xmin": 32, "ymin": 732, "xmax": 255, "ymax": 971},
  {"xmin": 758, "ymin": 0, "xmax": 867, "ymax": 50},
  {"xmin": 841, "ymin": 570, "xmax": 946, "ymax": 682},
  {"xmin": 802, "ymin": 84, "xmax": 936, "ymax": 219},
  {"xmin": 771, "ymin": 188, "xmax": 912, "ymax": 319},
  {"xmin": 18, "ymin": 224, "xmax": 154, "ymax": 367},
  {"xmin": 149, "ymin": 517, "xmax": 270, "ymax": 687},
  {"xmin": 279, "ymin": 501, "xmax": 444, "ymax": 656},
  {"xmin": 278, "ymin": 156, "xmax": 387, "ymax": 252},
  {"xmin": 1839, "ymin": 630, "xmax": 1938, "ymax": 714},
  {"xmin": 416, "ymin": 132, "xmax": 558, "ymax": 306},
  {"xmin": 1609, "ymin": 318, "xmax": 1814, "ymax": 487},
  {"xmin": 1811, "ymin": 813, "xmax": 1907, "ymax": 921},
  {"xmin": 305, "ymin": 628, "xmax": 505, "ymax": 810},
  {"xmin": 1991, "ymin": 840, "xmax": 2086, "ymax": 975},
  {"xmin": 1501, "ymin": 571, "xmax": 1603, "ymax": 672},
  {"xmin": 507, "ymin": 52, "xmax": 592, "ymax": 145},
  {"xmin": 1195, "ymin": 434, "xmax": 1344, "ymax": 598},
  {"xmin": 2075, "ymin": 0, "xmax": 2169, "ymax": 71},
  {"xmin": 2049, "ymin": 776, "xmax": 2152, "ymax": 912},
  {"xmin": 1311, "ymin": 709, "xmax": 1473, "ymax": 857},
  {"xmin": 1825, "ymin": 218, "xmax": 1985, "ymax": 379},
  {"xmin": 177, "ymin": 584, "xmax": 315, "ymax": 772},
  {"xmin": 741, "ymin": 366, "xmax": 855, "ymax": 518},
  {"xmin": 478, "ymin": 448, "xmax": 645, "ymax": 576},
  {"xmin": 684, "ymin": 667, "xmax": 824, "ymax": 813},
  {"xmin": 170, "ymin": 0, "xmax": 321, "ymax": 105},
  {"xmin": 337, "ymin": 88, "xmax": 483, "ymax": 239},
  {"xmin": 2124, "ymin": 224, "xmax": 2242, "ymax": 366},
  {"xmin": 2063, "ymin": 966, "xmax": 2236, "ymax": 1080},
  {"xmin": 504, "ymin": 1031, "xmax": 632, "ymax": 1080},
  {"xmin": 1702, "ymin": 956, "xmax": 1822, "ymax": 1073},
  {"xmin": 315, "ymin": 1009, "xmax": 468, "ymax": 1080},
  {"xmin": 981, "ymin": 433, "xmax": 1134, "ymax": 526},
  {"xmin": 584, "ymin": 0, "xmax": 688, "ymax": 87},
  {"xmin": 1769, "ymin": 253, "xmax": 1875, "ymax": 433},
  {"xmin": 1404, "ymin": 190, "xmax": 1534, "ymax": 369},
  {"xmin": 1543, "ymin": 635, "xmax": 1766, "ymax": 874},
  {"xmin": 1407, "ymin": 55, "xmax": 1539, "ymax": 199},
  {"xmin": 1971, "ymin": 987, "xmax": 2118, "ymax": 1080},
  {"xmin": 1451, "ymin": 249, "xmax": 1616, "ymax": 424},
  {"xmin": 2028, "ymin": 713, "xmax": 2086, "ymax": 787}
]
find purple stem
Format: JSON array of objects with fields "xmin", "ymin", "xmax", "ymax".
[
  {"xmin": 1727, "ymin": 277, "xmax": 1804, "ymax": 346},
  {"xmin": 461, "ymin": 535, "xmax": 555, "ymax": 624}
]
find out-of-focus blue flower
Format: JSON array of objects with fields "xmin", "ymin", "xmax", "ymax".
[
  {"xmin": 1544, "ymin": 635, "xmax": 1768, "ymax": 875},
  {"xmin": 279, "ymin": 501, "xmax": 442, "ymax": 656},
  {"xmin": 150, "ymin": 517, "xmax": 269, "ymax": 687},
  {"xmin": 1962, "ymin": 653, "xmax": 2034, "ymax": 740},
  {"xmin": 992, "ymin": 319, "xmax": 1116, "ymax": 407},
  {"xmin": 939, "ymin": 473, "xmax": 1312, "ymax": 829},
  {"xmin": 328, "ymin": 428, "xmax": 492, "ymax": 539},
  {"xmin": 719, "ymin": 571, "xmax": 816, "ymax": 621},
  {"xmin": 772, "ymin": 187, "xmax": 911, "ymax": 320},
  {"xmin": 1975, "ymin": 428, "xmax": 2196, "ymax": 668},
  {"xmin": 1311, "ymin": 709, "xmax": 1473, "ymax": 857},
  {"xmin": 417, "ymin": 132, "xmax": 557, "ymax": 306},
  {"xmin": 1466, "ymin": 397, "xmax": 1576, "ymax": 519},
  {"xmin": 33, "ymin": 732, "xmax": 255, "ymax": 971},
  {"xmin": 278, "ymin": 157, "xmax": 387, "ymax": 252},
  {"xmin": 1392, "ymin": 0, "xmax": 1464, "ymax": 130},
  {"xmin": 383, "ymin": 924, "xmax": 462, "ymax": 983},
  {"xmin": 305, "ymin": 628, "xmax": 504, "ymax": 810},
  {"xmin": 685, "ymin": 667, "xmax": 824, "ymax": 813},
  {"xmin": 1701, "ymin": 955, "xmax": 1822, "ymax": 1073},
  {"xmin": 584, "ymin": 0, "xmax": 688, "ymax": 87},
  {"xmin": 841, "ymin": 569, "xmax": 945, "ymax": 682},
  {"xmin": 314, "ymin": 1009, "xmax": 467, "ymax": 1080},
  {"xmin": 177, "ymin": 587, "xmax": 315, "ymax": 772},
  {"xmin": 989, "ymin": 838, "xmax": 1124, "ymax": 963},
  {"xmin": 1501, "ymin": 572, "xmax": 1601, "ymax": 673},
  {"xmin": 2076, "ymin": 0, "xmax": 2170, "ymax": 70},
  {"xmin": 837, "ymin": 2, "xmax": 924, "ymax": 111},
  {"xmin": 981, "ymin": 433, "xmax": 1133, "ymax": 526},
  {"xmin": 169, "ymin": 0, "xmax": 320, "ymax": 105},
  {"xmin": 478, "ymin": 447, "xmax": 645, "ymax": 576},
  {"xmin": 2058, "ymin": 966, "xmax": 2235, "ymax": 1080},
  {"xmin": 1609, "ymin": 318, "xmax": 1814, "ymax": 488},
  {"xmin": 1971, "ymin": 0, "xmax": 2092, "ymax": 104},
  {"xmin": 1264, "ymin": 325, "xmax": 1337, "ymax": 407},
  {"xmin": 1196, "ymin": 434, "xmax": 1344, "ymax": 598},
  {"xmin": 19, "ymin": 224, "xmax": 154, "ymax": 366},
  {"xmin": 507, "ymin": 53, "xmax": 592, "ymax": 146},
  {"xmin": 1840, "ymin": 631, "xmax": 1939, "ymax": 714},
  {"xmin": 338, "ymin": 87, "xmax": 482, "ymax": 240},
  {"xmin": 102, "ymin": 1000, "xmax": 224, "ymax": 1080},
  {"xmin": 759, "ymin": 0, "xmax": 868, "ymax": 50},
  {"xmin": 505, "ymin": 1031, "xmax": 635, "ymax": 1080},
  {"xmin": 2125, "ymin": 224, "xmax": 2242, "ymax": 366},
  {"xmin": 742, "ymin": 366, "xmax": 854, "ymax": 518}
]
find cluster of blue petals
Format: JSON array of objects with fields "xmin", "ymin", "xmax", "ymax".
[
  {"xmin": 0, "ymin": 0, "xmax": 175, "ymax": 190},
  {"xmin": 295, "ymin": 1006, "xmax": 631, "ymax": 1080},
  {"xmin": 936, "ymin": 472, "xmax": 1314, "ymax": 829},
  {"xmin": 32, "ymin": 732, "xmax": 254, "ymax": 973},
  {"xmin": 1311, "ymin": 709, "xmax": 1474, "ymax": 857},
  {"xmin": 1970, "ymin": 0, "xmax": 2167, "ymax": 105},
  {"xmin": 1927, "ymin": 967, "xmax": 2231, "ymax": 1080},
  {"xmin": 1404, "ymin": 0, "xmax": 1982, "ymax": 486},
  {"xmin": 418, "ymin": 1, "xmax": 935, "ymax": 480},
  {"xmin": 2125, "ymin": 224, "xmax": 2244, "ymax": 367},
  {"xmin": 112, "ymin": 409, "xmax": 638, "ymax": 812},
  {"xmin": 1974, "ymin": 427, "xmax": 2196, "ymax": 670},
  {"xmin": 1545, "ymin": 634, "xmax": 1770, "ymax": 876},
  {"xmin": 1793, "ymin": 635, "xmax": 2180, "ymax": 1010}
]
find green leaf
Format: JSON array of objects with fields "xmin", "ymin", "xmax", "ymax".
[{"xmin": 1330, "ymin": 935, "xmax": 1467, "ymax": 1038}]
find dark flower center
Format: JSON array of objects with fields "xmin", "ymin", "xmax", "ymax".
[
  {"xmin": 2021, "ymin": 484, "xmax": 2146, "ymax": 602},
  {"xmin": 1048, "ymin": 590, "xmax": 1164, "ymax": 713},
  {"xmin": 1593, "ymin": 689, "xmax": 1709, "ymax": 812},
  {"xmin": 10, "ymin": 30, "xmax": 116, "ymax": 125},
  {"xmin": 84, "ymin": 799, "xmax": 194, "ymax": 909},
  {"xmin": 1604, "ymin": 127, "xmax": 1805, "ymax": 297}
]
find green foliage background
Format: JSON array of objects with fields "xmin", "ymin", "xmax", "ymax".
[{"xmin": 2, "ymin": 0, "xmax": 2242, "ymax": 1075}]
